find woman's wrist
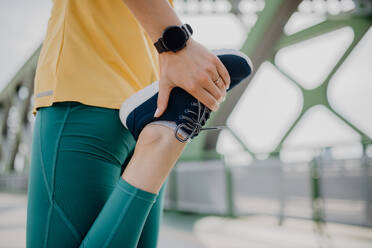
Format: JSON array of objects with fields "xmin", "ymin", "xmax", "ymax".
[{"xmin": 158, "ymin": 38, "xmax": 194, "ymax": 60}]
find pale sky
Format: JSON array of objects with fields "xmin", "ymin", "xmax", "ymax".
[{"xmin": 0, "ymin": 0, "xmax": 371, "ymax": 162}]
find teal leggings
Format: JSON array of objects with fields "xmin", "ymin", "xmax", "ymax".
[{"xmin": 26, "ymin": 101, "xmax": 167, "ymax": 248}]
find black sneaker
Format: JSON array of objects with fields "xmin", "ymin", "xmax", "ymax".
[{"xmin": 119, "ymin": 49, "xmax": 253, "ymax": 142}]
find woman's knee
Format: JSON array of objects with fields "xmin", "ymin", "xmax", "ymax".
[{"xmin": 136, "ymin": 124, "xmax": 174, "ymax": 147}]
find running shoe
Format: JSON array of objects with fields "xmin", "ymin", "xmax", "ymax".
[{"xmin": 119, "ymin": 49, "xmax": 253, "ymax": 142}]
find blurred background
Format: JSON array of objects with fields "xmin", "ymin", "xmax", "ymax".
[{"xmin": 1, "ymin": 0, "xmax": 372, "ymax": 247}]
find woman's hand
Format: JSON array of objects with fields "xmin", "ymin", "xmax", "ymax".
[
  {"xmin": 155, "ymin": 38, "xmax": 231, "ymax": 117},
  {"xmin": 121, "ymin": 0, "xmax": 230, "ymax": 117}
]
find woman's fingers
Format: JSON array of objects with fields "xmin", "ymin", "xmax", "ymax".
[
  {"xmin": 189, "ymin": 86, "xmax": 219, "ymax": 111},
  {"xmin": 214, "ymin": 55, "xmax": 231, "ymax": 89},
  {"xmin": 201, "ymin": 75, "xmax": 225, "ymax": 104},
  {"xmin": 214, "ymin": 76, "xmax": 225, "ymax": 90},
  {"xmin": 155, "ymin": 78, "xmax": 173, "ymax": 118}
]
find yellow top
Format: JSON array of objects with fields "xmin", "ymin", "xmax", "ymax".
[{"xmin": 32, "ymin": 0, "xmax": 173, "ymax": 116}]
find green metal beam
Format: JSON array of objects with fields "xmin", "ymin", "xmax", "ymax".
[
  {"xmin": 0, "ymin": 46, "xmax": 41, "ymax": 102},
  {"xmin": 197, "ymin": 0, "xmax": 301, "ymax": 157},
  {"xmin": 271, "ymin": 17, "xmax": 371, "ymax": 153}
]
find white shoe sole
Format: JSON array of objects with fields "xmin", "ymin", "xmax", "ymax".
[{"xmin": 119, "ymin": 81, "xmax": 159, "ymax": 128}]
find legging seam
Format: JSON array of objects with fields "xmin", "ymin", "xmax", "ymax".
[
  {"xmin": 39, "ymin": 109, "xmax": 54, "ymax": 248},
  {"xmin": 117, "ymin": 183, "xmax": 156, "ymax": 203},
  {"xmin": 121, "ymin": 124, "xmax": 134, "ymax": 162},
  {"xmin": 43, "ymin": 103, "xmax": 71, "ymax": 248},
  {"xmin": 39, "ymin": 110, "xmax": 52, "ymax": 201},
  {"xmin": 103, "ymin": 194, "xmax": 135, "ymax": 247},
  {"xmin": 54, "ymin": 201, "xmax": 83, "ymax": 242},
  {"xmin": 69, "ymin": 102, "xmax": 85, "ymax": 113}
]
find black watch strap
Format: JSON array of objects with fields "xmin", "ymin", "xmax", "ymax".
[
  {"xmin": 154, "ymin": 38, "xmax": 167, "ymax": 53},
  {"xmin": 181, "ymin": 24, "xmax": 193, "ymax": 38}
]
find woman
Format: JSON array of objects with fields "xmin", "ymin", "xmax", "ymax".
[{"xmin": 26, "ymin": 0, "xmax": 252, "ymax": 247}]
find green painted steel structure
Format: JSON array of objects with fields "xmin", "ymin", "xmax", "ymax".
[{"xmin": 181, "ymin": 0, "xmax": 372, "ymax": 161}]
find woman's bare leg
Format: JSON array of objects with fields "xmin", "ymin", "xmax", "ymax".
[{"xmin": 121, "ymin": 123, "xmax": 187, "ymax": 194}]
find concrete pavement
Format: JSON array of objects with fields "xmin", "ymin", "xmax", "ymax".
[{"xmin": 1, "ymin": 192, "xmax": 372, "ymax": 248}]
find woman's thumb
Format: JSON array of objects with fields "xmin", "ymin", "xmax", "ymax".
[{"xmin": 154, "ymin": 81, "xmax": 172, "ymax": 118}]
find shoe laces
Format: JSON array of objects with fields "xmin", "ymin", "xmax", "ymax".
[{"xmin": 174, "ymin": 101, "xmax": 223, "ymax": 143}]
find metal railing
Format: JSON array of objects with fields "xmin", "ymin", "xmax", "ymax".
[{"xmin": 164, "ymin": 144, "xmax": 372, "ymax": 227}]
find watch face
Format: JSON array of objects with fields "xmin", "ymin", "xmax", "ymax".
[{"xmin": 163, "ymin": 26, "xmax": 187, "ymax": 51}]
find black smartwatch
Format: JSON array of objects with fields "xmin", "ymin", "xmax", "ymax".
[{"xmin": 154, "ymin": 24, "xmax": 193, "ymax": 53}]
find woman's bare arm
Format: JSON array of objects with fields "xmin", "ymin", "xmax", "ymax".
[{"xmin": 122, "ymin": 0, "xmax": 230, "ymax": 117}]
